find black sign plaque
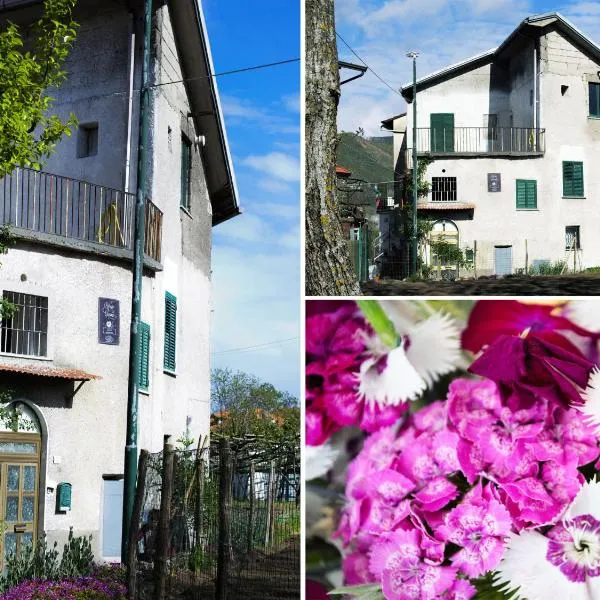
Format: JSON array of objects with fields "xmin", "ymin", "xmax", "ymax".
[
  {"xmin": 488, "ymin": 173, "xmax": 501, "ymax": 192},
  {"xmin": 98, "ymin": 298, "xmax": 120, "ymax": 345}
]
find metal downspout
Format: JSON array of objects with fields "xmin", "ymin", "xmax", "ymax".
[
  {"xmin": 124, "ymin": 12, "xmax": 136, "ymax": 193},
  {"xmin": 122, "ymin": 0, "xmax": 152, "ymax": 562}
]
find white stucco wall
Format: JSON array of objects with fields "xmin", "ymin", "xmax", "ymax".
[
  {"xmin": 0, "ymin": 0, "xmax": 213, "ymax": 558},
  {"xmin": 401, "ymin": 26, "xmax": 600, "ymax": 275}
]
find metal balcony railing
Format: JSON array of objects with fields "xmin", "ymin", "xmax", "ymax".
[
  {"xmin": 0, "ymin": 166, "xmax": 163, "ymax": 263},
  {"xmin": 413, "ymin": 127, "xmax": 545, "ymax": 156}
]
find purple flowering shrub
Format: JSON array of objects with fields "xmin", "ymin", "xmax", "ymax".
[
  {"xmin": 307, "ymin": 300, "xmax": 600, "ymax": 599},
  {"xmin": 0, "ymin": 576, "xmax": 126, "ymax": 600}
]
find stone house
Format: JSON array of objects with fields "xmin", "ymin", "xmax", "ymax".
[
  {"xmin": 0, "ymin": 0, "xmax": 238, "ymax": 563},
  {"xmin": 383, "ymin": 13, "xmax": 600, "ymax": 277}
]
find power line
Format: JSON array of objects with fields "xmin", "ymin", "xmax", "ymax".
[
  {"xmin": 211, "ymin": 337, "xmax": 298, "ymax": 356},
  {"xmin": 152, "ymin": 57, "xmax": 300, "ymax": 89},
  {"xmin": 336, "ymin": 32, "xmax": 402, "ymax": 97},
  {"xmin": 51, "ymin": 57, "xmax": 300, "ymax": 106}
]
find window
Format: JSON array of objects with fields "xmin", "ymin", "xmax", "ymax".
[
  {"xmin": 77, "ymin": 123, "xmax": 98, "ymax": 158},
  {"xmin": 163, "ymin": 293, "xmax": 177, "ymax": 372},
  {"xmin": 566, "ymin": 226, "xmax": 581, "ymax": 250},
  {"xmin": 139, "ymin": 322, "xmax": 150, "ymax": 390},
  {"xmin": 589, "ymin": 82, "xmax": 600, "ymax": 117},
  {"xmin": 561, "ymin": 85, "xmax": 569, "ymax": 96},
  {"xmin": 431, "ymin": 177, "xmax": 457, "ymax": 201},
  {"xmin": 563, "ymin": 161, "xmax": 584, "ymax": 197},
  {"xmin": 516, "ymin": 179, "xmax": 537, "ymax": 209},
  {"xmin": 180, "ymin": 135, "xmax": 192, "ymax": 210},
  {"xmin": 1, "ymin": 292, "xmax": 48, "ymax": 357}
]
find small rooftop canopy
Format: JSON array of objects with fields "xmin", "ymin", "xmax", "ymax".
[{"xmin": 0, "ymin": 364, "xmax": 100, "ymax": 381}]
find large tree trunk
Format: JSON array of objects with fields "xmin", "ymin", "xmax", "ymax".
[{"xmin": 305, "ymin": 0, "xmax": 361, "ymax": 296}]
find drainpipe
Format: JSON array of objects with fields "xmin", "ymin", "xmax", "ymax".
[
  {"xmin": 124, "ymin": 13, "xmax": 136, "ymax": 193},
  {"xmin": 122, "ymin": 0, "xmax": 151, "ymax": 563},
  {"xmin": 533, "ymin": 40, "xmax": 538, "ymax": 134}
]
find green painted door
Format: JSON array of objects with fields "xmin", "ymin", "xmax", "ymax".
[{"xmin": 430, "ymin": 113, "xmax": 454, "ymax": 152}]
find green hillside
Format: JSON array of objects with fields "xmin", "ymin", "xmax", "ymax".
[{"xmin": 336, "ymin": 132, "xmax": 393, "ymax": 185}]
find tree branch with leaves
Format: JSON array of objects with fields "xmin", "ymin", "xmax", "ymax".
[{"xmin": 0, "ymin": 0, "xmax": 78, "ymax": 177}]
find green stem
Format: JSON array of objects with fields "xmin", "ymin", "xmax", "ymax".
[{"xmin": 357, "ymin": 300, "xmax": 399, "ymax": 350}]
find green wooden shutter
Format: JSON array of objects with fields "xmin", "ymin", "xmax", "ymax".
[
  {"xmin": 563, "ymin": 161, "xmax": 584, "ymax": 197},
  {"xmin": 164, "ymin": 292, "xmax": 177, "ymax": 371},
  {"xmin": 516, "ymin": 179, "xmax": 537, "ymax": 209},
  {"xmin": 430, "ymin": 113, "xmax": 454, "ymax": 152},
  {"xmin": 139, "ymin": 322, "xmax": 150, "ymax": 389}
]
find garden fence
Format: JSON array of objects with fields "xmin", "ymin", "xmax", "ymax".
[{"xmin": 127, "ymin": 436, "xmax": 300, "ymax": 600}]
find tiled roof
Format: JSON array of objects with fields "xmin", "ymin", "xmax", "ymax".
[
  {"xmin": 417, "ymin": 203, "xmax": 475, "ymax": 210},
  {"xmin": 0, "ymin": 363, "xmax": 100, "ymax": 381},
  {"xmin": 336, "ymin": 165, "xmax": 352, "ymax": 177}
]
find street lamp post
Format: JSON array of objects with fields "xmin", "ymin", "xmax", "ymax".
[{"xmin": 407, "ymin": 51, "xmax": 419, "ymax": 276}]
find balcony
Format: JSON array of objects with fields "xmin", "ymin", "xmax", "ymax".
[
  {"xmin": 411, "ymin": 127, "xmax": 545, "ymax": 158},
  {"xmin": 0, "ymin": 167, "xmax": 162, "ymax": 264}
]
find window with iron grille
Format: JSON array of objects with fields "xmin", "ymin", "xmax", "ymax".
[
  {"xmin": 1, "ymin": 292, "xmax": 48, "ymax": 357},
  {"xmin": 431, "ymin": 177, "xmax": 457, "ymax": 201},
  {"xmin": 566, "ymin": 226, "xmax": 581, "ymax": 250}
]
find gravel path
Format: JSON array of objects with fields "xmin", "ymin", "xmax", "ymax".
[{"xmin": 361, "ymin": 275, "xmax": 600, "ymax": 296}]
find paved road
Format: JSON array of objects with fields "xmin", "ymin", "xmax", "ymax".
[{"xmin": 361, "ymin": 275, "xmax": 600, "ymax": 296}]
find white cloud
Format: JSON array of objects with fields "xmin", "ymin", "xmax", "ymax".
[
  {"xmin": 221, "ymin": 94, "xmax": 299, "ymax": 136},
  {"xmin": 257, "ymin": 178, "xmax": 295, "ymax": 195},
  {"xmin": 253, "ymin": 200, "xmax": 299, "ymax": 220},
  {"xmin": 282, "ymin": 93, "xmax": 300, "ymax": 113},
  {"xmin": 211, "ymin": 244, "xmax": 300, "ymax": 395},
  {"xmin": 242, "ymin": 152, "xmax": 300, "ymax": 182},
  {"xmin": 214, "ymin": 210, "xmax": 300, "ymax": 247}
]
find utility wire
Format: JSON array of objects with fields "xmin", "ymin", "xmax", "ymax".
[
  {"xmin": 152, "ymin": 57, "xmax": 300, "ymax": 89},
  {"xmin": 51, "ymin": 57, "xmax": 300, "ymax": 106},
  {"xmin": 336, "ymin": 32, "xmax": 402, "ymax": 97},
  {"xmin": 211, "ymin": 337, "xmax": 299, "ymax": 356}
]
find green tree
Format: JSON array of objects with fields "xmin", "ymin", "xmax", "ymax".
[
  {"xmin": 211, "ymin": 368, "xmax": 299, "ymax": 443},
  {"xmin": 0, "ymin": 0, "xmax": 78, "ymax": 176}
]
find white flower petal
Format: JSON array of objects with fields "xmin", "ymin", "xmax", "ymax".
[
  {"xmin": 566, "ymin": 300, "xmax": 600, "ymax": 333},
  {"xmin": 405, "ymin": 312, "xmax": 462, "ymax": 386},
  {"xmin": 564, "ymin": 476, "xmax": 600, "ymax": 521},
  {"xmin": 494, "ymin": 531, "xmax": 577, "ymax": 600},
  {"xmin": 305, "ymin": 442, "xmax": 339, "ymax": 481},
  {"xmin": 579, "ymin": 368, "xmax": 600, "ymax": 436},
  {"xmin": 357, "ymin": 345, "xmax": 426, "ymax": 408}
]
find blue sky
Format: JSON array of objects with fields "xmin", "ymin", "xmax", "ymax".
[
  {"xmin": 203, "ymin": 0, "xmax": 300, "ymax": 397},
  {"xmin": 336, "ymin": 0, "xmax": 600, "ymax": 135}
]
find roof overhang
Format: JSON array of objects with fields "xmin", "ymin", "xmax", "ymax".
[
  {"xmin": 168, "ymin": 0, "xmax": 240, "ymax": 226},
  {"xmin": 401, "ymin": 13, "xmax": 600, "ymax": 102},
  {"xmin": 0, "ymin": 363, "xmax": 100, "ymax": 381},
  {"xmin": 417, "ymin": 203, "xmax": 475, "ymax": 211},
  {"xmin": 381, "ymin": 112, "xmax": 407, "ymax": 130}
]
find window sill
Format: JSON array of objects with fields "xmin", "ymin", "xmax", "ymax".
[
  {"xmin": 563, "ymin": 196, "xmax": 585, "ymax": 199},
  {"xmin": 516, "ymin": 208, "xmax": 539, "ymax": 211},
  {"xmin": 588, "ymin": 116, "xmax": 600, "ymax": 120},
  {"xmin": 139, "ymin": 388, "xmax": 150, "ymax": 396},
  {"xmin": 163, "ymin": 369, "xmax": 177, "ymax": 378},
  {"xmin": 180, "ymin": 206, "xmax": 192, "ymax": 219},
  {"xmin": 0, "ymin": 353, "xmax": 53, "ymax": 362}
]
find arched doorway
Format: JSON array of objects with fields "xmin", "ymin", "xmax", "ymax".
[
  {"xmin": 0, "ymin": 402, "xmax": 42, "ymax": 568},
  {"xmin": 429, "ymin": 219, "xmax": 459, "ymax": 279}
]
